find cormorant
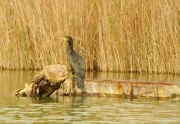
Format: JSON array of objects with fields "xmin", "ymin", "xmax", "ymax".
[{"xmin": 62, "ymin": 36, "xmax": 86, "ymax": 89}]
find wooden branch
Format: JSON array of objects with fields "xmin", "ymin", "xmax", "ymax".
[{"xmin": 12, "ymin": 64, "xmax": 68, "ymax": 97}]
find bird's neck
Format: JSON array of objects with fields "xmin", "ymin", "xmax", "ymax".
[{"xmin": 67, "ymin": 45, "xmax": 74, "ymax": 54}]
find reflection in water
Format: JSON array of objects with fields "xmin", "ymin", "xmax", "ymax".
[
  {"xmin": 0, "ymin": 70, "xmax": 180, "ymax": 123},
  {"xmin": 87, "ymin": 71, "xmax": 180, "ymax": 83},
  {"xmin": 0, "ymin": 70, "xmax": 39, "ymax": 97},
  {"xmin": 32, "ymin": 97, "xmax": 58, "ymax": 104},
  {"xmin": 0, "ymin": 96, "xmax": 179, "ymax": 123}
]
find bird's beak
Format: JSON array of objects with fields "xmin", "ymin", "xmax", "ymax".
[{"xmin": 61, "ymin": 37, "xmax": 67, "ymax": 41}]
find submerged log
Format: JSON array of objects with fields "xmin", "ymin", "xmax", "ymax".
[
  {"xmin": 12, "ymin": 64, "xmax": 68, "ymax": 97},
  {"xmin": 57, "ymin": 79, "xmax": 180, "ymax": 101}
]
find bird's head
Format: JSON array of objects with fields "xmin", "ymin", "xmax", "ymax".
[
  {"xmin": 61, "ymin": 36, "xmax": 73, "ymax": 49},
  {"xmin": 61, "ymin": 36, "xmax": 73, "ymax": 44}
]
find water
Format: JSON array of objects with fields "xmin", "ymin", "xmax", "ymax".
[
  {"xmin": 0, "ymin": 70, "xmax": 180, "ymax": 123},
  {"xmin": 0, "ymin": 96, "xmax": 179, "ymax": 124}
]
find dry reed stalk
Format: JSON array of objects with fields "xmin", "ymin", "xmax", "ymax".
[{"xmin": 0, "ymin": 0, "xmax": 180, "ymax": 74}]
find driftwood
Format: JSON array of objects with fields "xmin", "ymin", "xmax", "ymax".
[{"xmin": 12, "ymin": 64, "xmax": 68, "ymax": 97}]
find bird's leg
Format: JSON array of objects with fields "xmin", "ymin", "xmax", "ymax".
[
  {"xmin": 72, "ymin": 73, "xmax": 75, "ymax": 79},
  {"xmin": 56, "ymin": 89, "xmax": 58, "ymax": 102},
  {"xmin": 71, "ymin": 73, "xmax": 76, "ymax": 96}
]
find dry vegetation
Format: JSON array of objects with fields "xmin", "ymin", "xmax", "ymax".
[{"xmin": 0, "ymin": 0, "xmax": 180, "ymax": 73}]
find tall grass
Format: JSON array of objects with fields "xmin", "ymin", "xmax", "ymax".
[{"xmin": 0, "ymin": 0, "xmax": 180, "ymax": 73}]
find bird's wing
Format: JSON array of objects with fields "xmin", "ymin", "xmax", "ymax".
[{"xmin": 69, "ymin": 51, "xmax": 86, "ymax": 78}]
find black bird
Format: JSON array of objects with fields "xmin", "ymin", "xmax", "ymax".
[{"xmin": 62, "ymin": 36, "xmax": 86, "ymax": 89}]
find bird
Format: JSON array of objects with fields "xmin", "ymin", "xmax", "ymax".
[{"xmin": 61, "ymin": 36, "xmax": 86, "ymax": 89}]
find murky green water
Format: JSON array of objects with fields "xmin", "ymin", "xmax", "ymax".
[{"xmin": 0, "ymin": 70, "xmax": 180, "ymax": 123}]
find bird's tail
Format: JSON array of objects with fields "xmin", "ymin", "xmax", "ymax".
[{"xmin": 77, "ymin": 77, "xmax": 84, "ymax": 89}]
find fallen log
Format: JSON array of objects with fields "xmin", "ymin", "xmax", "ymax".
[
  {"xmin": 12, "ymin": 64, "xmax": 68, "ymax": 97},
  {"xmin": 12, "ymin": 65, "xmax": 180, "ymax": 101},
  {"xmin": 57, "ymin": 79, "xmax": 180, "ymax": 101}
]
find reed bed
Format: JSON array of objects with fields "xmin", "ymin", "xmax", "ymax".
[{"xmin": 0, "ymin": 0, "xmax": 180, "ymax": 73}]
